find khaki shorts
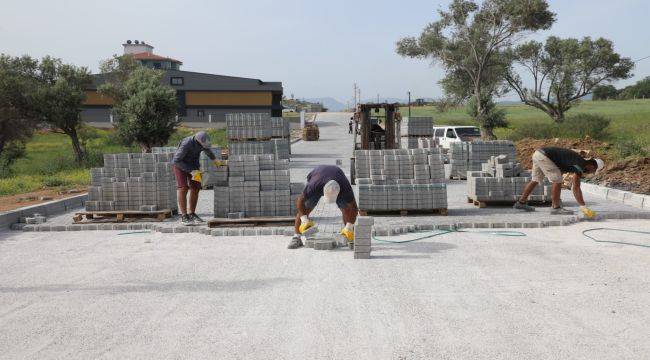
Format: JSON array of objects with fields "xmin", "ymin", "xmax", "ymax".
[{"xmin": 531, "ymin": 150, "xmax": 563, "ymax": 183}]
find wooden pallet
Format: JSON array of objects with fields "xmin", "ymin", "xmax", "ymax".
[
  {"xmin": 208, "ymin": 216, "xmax": 295, "ymax": 228},
  {"xmin": 227, "ymin": 137, "xmax": 272, "ymax": 142},
  {"xmin": 359, "ymin": 208, "xmax": 448, "ymax": 216},
  {"xmin": 73, "ymin": 209, "xmax": 172, "ymax": 223},
  {"xmin": 467, "ymin": 197, "xmax": 550, "ymax": 208}
]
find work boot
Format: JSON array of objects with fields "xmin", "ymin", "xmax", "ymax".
[
  {"xmin": 513, "ymin": 201, "xmax": 535, "ymax": 212},
  {"xmin": 287, "ymin": 235, "xmax": 303, "ymax": 249},
  {"xmin": 180, "ymin": 214, "xmax": 192, "ymax": 226},
  {"xmin": 550, "ymin": 207, "xmax": 574, "ymax": 215},
  {"xmin": 189, "ymin": 213, "xmax": 205, "ymax": 224}
]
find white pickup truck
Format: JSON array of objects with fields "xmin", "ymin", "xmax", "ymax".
[{"xmin": 433, "ymin": 126, "xmax": 481, "ymax": 149}]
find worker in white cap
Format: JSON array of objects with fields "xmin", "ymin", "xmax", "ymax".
[
  {"xmin": 288, "ymin": 165, "xmax": 358, "ymax": 249},
  {"xmin": 172, "ymin": 131, "xmax": 226, "ymax": 225},
  {"xmin": 513, "ymin": 146, "xmax": 605, "ymax": 218}
]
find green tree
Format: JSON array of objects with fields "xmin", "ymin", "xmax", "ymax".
[
  {"xmin": 505, "ymin": 36, "xmax": 633, "ymax": 122},
  {"xmin": 104, "ymin": 67, "xmax": 178, "ymax": 152},
  {"xmin": 396, "ymin": 0, "xmax": 555, "ymax": 138},
  {"xmin": 33, "ymin": 56, "xmax": 93, "ymax": 162},
  {"xmin": 0, "ymin": 54, "xmax": 40, "ymax": 174},
  {"xmin": 97, "ymin": 54, "xmax": 140, "ymax": 102},
  {"xmin": 592, "ymin": 84, "xmax": 618, "ymax": 101},
  {"xmin": 618, "ymin": 77, "xmax": 650, "ymax": 100}
]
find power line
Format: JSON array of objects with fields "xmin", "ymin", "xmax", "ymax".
[{"xmin": 634, "ymin": 55, "xmax": 650, "ymax": 63}]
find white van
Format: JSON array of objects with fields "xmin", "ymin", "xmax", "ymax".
[{"xmin": 433, "ymin": 126, "xmax": 481, "ymax": 149}]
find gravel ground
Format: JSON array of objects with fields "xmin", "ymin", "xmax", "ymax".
[{"xmin": 0, "ymin": 219, "xmax": 649, "ymax": 359}]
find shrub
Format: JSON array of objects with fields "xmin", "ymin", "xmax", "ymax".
[
  {"xmin": 509, "ymin": 123, "xmax": 559, "ymax": 140},
  {"xmin": 613, "ymin": 137, "xmax": 648, "ymax": 159},
  {"xmin": 561, "ymin": 114, "xmax": 610, "ymax": 140}
]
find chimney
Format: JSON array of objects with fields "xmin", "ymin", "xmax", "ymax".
[{"xmin": 122, "ymin": 40, "xmax": 154, "ymax": 55}]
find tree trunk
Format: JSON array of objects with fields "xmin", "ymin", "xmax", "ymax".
[
  {"xmin": 140, "ymin": 143, "xmax": 152, "ymax": 153},
  {"xmin": 480, "ymin": 126, "xmax": 496, "ymax": 140},
  {"xmin": 66, "ymin": 127, "xmax": 86, "ymax": 163}
]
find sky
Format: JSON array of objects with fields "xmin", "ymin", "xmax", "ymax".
[{"xmin": 1, "ymin": 0, "xmax": 649, "ymax": 105}]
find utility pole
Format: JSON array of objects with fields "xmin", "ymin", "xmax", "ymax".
[
  {"xmin": 408, "ymin": 91, "xmax": 411, "ymax": 118},
  {"xmin": 353, "ymin": 83, "xmax": 358, "ymax": 108}
]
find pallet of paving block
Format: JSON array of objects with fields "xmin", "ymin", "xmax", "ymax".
[
  {"xmin": 227, "ymin": 137, "xmax": 272, "ymax": 142},
  {"xmin": 467, "ymin": 197, "xmax": 550, "ymax": 208},
  {"xmin": 208, "ymin": 216, "xmax": 295, "ymax": 228},
  {"xmin": 72, "ymin": 209, "xmax": 172, "ymax": 223},
  {"xmin": 358, "ymin": 208, "xmax": 448, "ymax": 216}
]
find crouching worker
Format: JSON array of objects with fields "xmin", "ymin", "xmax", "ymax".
[
  {"xmin": 513, "ymin": 147, "xmax": 604, "ymax": 218},
  {"xmin": 288, "ymin": 165, "xmax": 358, "ymax": 249},
  {"xmin": 172, "ymin": 131, "xmax": 226, "ymax": 225}
]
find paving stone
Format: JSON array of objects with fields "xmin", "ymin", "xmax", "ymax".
[
  {"xmin": 473, "ymin": 222, "xmax": 489, "ymax": 228},
  {"xmin": 37, "ymin": 225, "xmax": 51, "ymax": 232},
  {"xmin": 52, "ymin": 225, "xmax": 66, "ymax": 231},
  {"xmin": 258, "ymin": 228, "xmax": 273, "ymax": 236},
  {"xmin": 159, "ymin": 227, "xmax": 173, "ymax": 233},
  {"xmin": 210, "ymin": 229, "xmax": 224, "ymax": 236},
  {"xmin": 506, "ymin": 222, "xmax": 522, "ymax": 228},
  {"xmin": 546, "ymin": 220, "xmax": 562, "ymax": 227},
  {"xmin": 523, "ymin": 222, "xmax": 539, "ymax": 228},
  {"xmin": 10, "ymin": 223, "xmax": 25, "ymax": 231},
  {"xmin": 114, "ymin": 224, "xmax": 128, "ymax": 230},
  {"xmin": 243, "ymin": 228, "xmax": 257, "ymax": 236},
  {"xmin": 623, "ymin": 193, "xmax": 645, "ymax": 208},
  {"xmin": 489, "ymin": 222, "xmax": 505, "ymax": 228},
  {"xmin": 354, "ymin": 252, "xmax": 371, "ymax": 259},
  {"xmin": 173, "ymin": 226, "xmax": 189, "ymax": 233},
  {"xmin": 606, "ymin": 189, "xmax": 625, "ymax": 202},
  {"xmin": 131, "ymin": 224, "xmax": 143, "ymax": 230},
  {"xmin": 22, "ymin": 225, "xmax": 35, "ymax": 231}
]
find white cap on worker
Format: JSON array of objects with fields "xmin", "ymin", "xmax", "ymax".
[
  {"xmin": 595, "ymin": 158, "xmax": 605, "ymax": 173},
  {"xmin": 195, "ymin": 131, "xmax": 211, "ymax": 148},
  {"xmin": 323, "ymin": 180, "xmax": 340, "ymax": 204}
]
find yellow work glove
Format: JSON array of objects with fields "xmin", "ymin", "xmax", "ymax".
[
  {"xmin": 190, "ymin": 170, "xmax": 203, "ymax": 183},
  {"xmin": 213, "ymin": 159, "xmax": 227, "ymax": 167},
  {"xmin": 340, "ymin": 227, "xmax": 355, "ymax": 243},
  {"xmin": 580, "ymin": 206, "xmax": 596, "ymax": 219},
  {"xmin": 299, "ymin": 217, "xmax": 317, "ymax": 235}
]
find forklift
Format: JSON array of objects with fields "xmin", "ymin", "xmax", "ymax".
[{"xmin": 350, "ymin": 103, "xmax": 402, "ymax": 184}]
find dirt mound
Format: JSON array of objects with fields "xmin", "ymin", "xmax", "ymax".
[
  {"xmin": 514, "ymin": 137, "xmax": 649, "ymax": 194},
  {"xmin": 591, "ymin": 157, "xmax": 650, "ymax": 194},
  {"xmin": 515, "ymin": 137, "xmax": 612, "ymax": 169}
]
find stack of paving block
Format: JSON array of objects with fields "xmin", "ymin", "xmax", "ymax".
[
  {"xmin": 213, "ymin": 154, "xmax": 295, "ymax": 218},
  {"xmin": 467, "ymin": 155, "xmax": 551, "ymax": 204},
  {"xmin": 226, "ymin": 113, "xmax": 274, "ymax": 156},
  {"xmin": 418, "ymin": 137, "xmax": 439, "ymax": 149},
  {"xmin": 271, "ymin": 117, "xmax": 291, "ymax": 138},
  {"xmin": 354, "ymin": 216, "xmax": 373, "ymax": 259},
  {"xmin": 404, "ymin": 117, "xmax": 433, "ymax": 149},
  {"xmin": 480, "ymin": 155, "xmax": 524, "ymax": 178},
  {"xmin": 199, "ymin": 147, "xmax": 228, "ymax": 188},
  {"xmin": 446, "ymin": 140, "xmax": 516, "ymax": 179},
  {"xmin": 355, "ymin": 148, "xmax": 448, "ymax": 212},
  {"xmin": 86, "ymin": 152, "xmax": 177, "ymax": 212}
]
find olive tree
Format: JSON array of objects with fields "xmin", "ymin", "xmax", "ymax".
[
  {"xmin": 34, "ymin": 56, "xmax": 93, "ymax": 162},
  {"xmin": 396, "ymin": 0, "xmax": 555, "ymax": 138},
  {"xmin": 103, "ymin": 67, "xmax": 178, "ymax": 152},
  {"xmin": 0, "ymin": 55, "xmax": 39, "ymax": 174},
  {"xmin": 505, "ymin": 36, "xmax": 633, "ymax": 122}
]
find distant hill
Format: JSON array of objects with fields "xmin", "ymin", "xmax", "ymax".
[{"xmin": 304, "ymin": 97, "xmax": 347, "ymax": 112}]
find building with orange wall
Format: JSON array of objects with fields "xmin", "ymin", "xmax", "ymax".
[{"xmin": 81, "ymin": 40, "xmax": 283, "ymax": 125}]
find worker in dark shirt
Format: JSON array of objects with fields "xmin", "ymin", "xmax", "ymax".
[
  {"xmin": 172, "ymin": 131, "xmax": 225, "ymax": 225},
  {"xmin": 349, "ymin": 118, "xmax": 353, "ymax": 134},
  {"xmin": 513, "ymin": 147, "xmax": 604, "ymax": 217},
  {"xmin": 288, "ymin": 165, "xmax": 358, "ymax": 249}
]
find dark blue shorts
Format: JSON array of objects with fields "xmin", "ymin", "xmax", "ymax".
[{"xmin": 304, "ymin": 195, "xmax": 353, "ymax": 210}]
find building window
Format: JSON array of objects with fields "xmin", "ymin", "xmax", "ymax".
[
  {"xmin": 170, "ymin": 77, "xmax": 184, "ymax": 86},
  {"xmin": 197, "ymin": 110, "xmax": 205, "ymax": 118},
  {"xmin": 153, "ymin": 62, "xmax": 162, "ymax": 69}
]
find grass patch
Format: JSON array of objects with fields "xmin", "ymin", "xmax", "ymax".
[
  {"xmin": 400, "ymin": 98, "xmax": 650, "ymax": 157},
  {"xmin": 1, "ymin": 127, "xmax": 226, "ymax": 196}
]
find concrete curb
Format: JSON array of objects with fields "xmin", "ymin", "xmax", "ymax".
[
  {"xmin": 581, "ymin": 182, "xmax": 650, "ymax": 210},
  {"xmin": 0, "ymin": 194, "xmax": 87, "ymax": 229},
  {"xmin": 15, "ymin": 210, "xmax": 650, "ymax": 236}
]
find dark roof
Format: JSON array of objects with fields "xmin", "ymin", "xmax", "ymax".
[
  {"xmin": 88, "ymin": 69, "xmax": 282, "ymax": 92},
  {"xmin": 131, "ymin": 52, "xmax": 183, "ymax": 64}
]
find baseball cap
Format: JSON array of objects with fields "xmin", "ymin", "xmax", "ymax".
[{"xmin": 195, "ymin": 131, "xmax": 211, "ymax": 148}]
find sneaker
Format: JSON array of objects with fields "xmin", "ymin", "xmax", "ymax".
[
  {"xmin": 287, "ymin": 235, "xmax": 303, "ymax": 249},
  {"xmin": 180, "ymin": 214, "xmax": 192, "ymax": 226},
  {"xmin": 189, "ymin": 213, "xmax": 205, "ymax": 224},
  {"xmin": 513, "ymin": 201, "xmax": 536, "ymax": 212},
  {"xmin": 550, "ymin": 207, "xmax": 574, "ymax": 215}
]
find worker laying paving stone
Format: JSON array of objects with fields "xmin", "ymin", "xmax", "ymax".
[
  {"xmin": 172, "ymin": 131, "xmax": 226, "ymax": 225},
  {"xmin": 289, "ymin": 165, "xmax": 359, "ymax": 249},
  {"xmin": 514, "ymin": 146, "xmax": 604, "ymax": 217}
]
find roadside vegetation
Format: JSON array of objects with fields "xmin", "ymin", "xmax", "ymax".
[
  {"xmin": 400, "ymin": 98, "xmax": 650, "ymax": 160},
  {"xmin": 0, "ymin": 127, "xmax": 226, "ymax": 197}
]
